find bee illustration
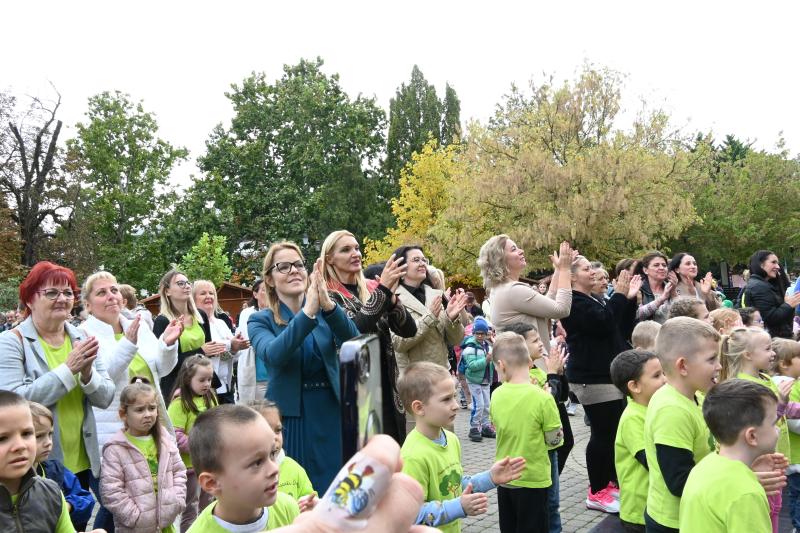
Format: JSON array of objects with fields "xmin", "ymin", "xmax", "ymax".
[{"xmin": 332, "ymin": 463, "xmax": 375, "ymax": 515}]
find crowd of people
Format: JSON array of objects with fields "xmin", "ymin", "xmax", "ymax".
[{"xmin": 0, "ymin": 234, "xmax": 798, "ymax": 533}]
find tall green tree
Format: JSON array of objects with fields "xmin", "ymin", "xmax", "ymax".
[
  {"xmin": 384, "ymin": 66, "xmax": 461, "ymax": 199},
  {"xmin": 178, "ymin": 233, "xmax": 232, "ymax": 287},
  {"xmin": 190, "ymin": 58, "xmax": 389, "ymax": 271},
  {"xmin": 63, "ymin": 91, "xmax": 188, "ymax": 286}
]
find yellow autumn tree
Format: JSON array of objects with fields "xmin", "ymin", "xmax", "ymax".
[{"xmin": 363, "ymin": 140, "xmax": 468, "ymax": 278}]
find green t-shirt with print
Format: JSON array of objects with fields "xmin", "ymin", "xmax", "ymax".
[
  {"xmin": 679, "ymin": 452, "xmax": 770, "ymax": 532},
  {"xmin": 187, "ymin": 492, "xmax": 300, "ymax": 532},
  {"xmin": 39, "ymin": 336, "xmax": 89, "ymax": 474},
  {"xmin": 614, "ymin": 399, "xmax": 648, "ymax": 525},
  {"xmin": 737, "ymin": 372, "xmax": 790, "ymax": 458},
  {"xmin": 644, "ymin": 383, "xmax": 713, "ymax": 529},
  {"xmin": 113, "ymin": 332, "xmax": 155, "ymax": 384},
  {"xmin": 180, "ymin": 320, "xmax": 205, "ymax": 352},
  {"xmin": 278, "ymin": 455, "xmax": 315, "ymax": 500},
  {"xmin": 168, "ymin": 396, "xmax": 214, "ymax": 468},
  {"xmin": 490, "ymin": 382, "xmax": 561, "ymax": 488},
  {"xmin": 401, "ymin": 428, "xmax": 464, "ymax": 533},
  {"xmin": 529, "ymin": 367, "xmax": 547, "ymax": 389}
]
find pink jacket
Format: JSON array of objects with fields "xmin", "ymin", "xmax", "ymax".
[{"xmin": 101, "ymin": 429, "xmax": 187, "ymax": 532}]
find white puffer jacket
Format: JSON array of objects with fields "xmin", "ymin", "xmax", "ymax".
[{"xmin": 81, "ymin": 314, "xmax": 179, "ymax": 449}]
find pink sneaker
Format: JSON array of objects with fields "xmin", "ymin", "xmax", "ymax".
[
  {"xmin": 585, "ymin": 487, "xmax": 620, "ymax": 513},
  {"xmin": 606, "ymin": 482, "xmax": 620, "ymax": 501}
]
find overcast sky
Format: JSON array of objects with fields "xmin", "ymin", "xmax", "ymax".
[{"xmin": 4, "ymin": 1, "xmax": 798, "ymax": 186}]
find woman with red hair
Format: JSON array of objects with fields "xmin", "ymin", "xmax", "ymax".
[{"xmin": 0, "ymin": 262, "xmax": 114, "ymax": 505}]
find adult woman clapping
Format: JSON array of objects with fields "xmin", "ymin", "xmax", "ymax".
[
  {"xmin": 0, "ymin": 262, "xmax": 114, "ymax": 497},
  {"xmin": 744, "ymin": 250, "xmax": 800, "ymax": 338},
  {"xmin": 249, "ymin": 242, "xmax": 359, "ymax": 490},
  {"xmin": 668, "ymin": 253, "xmax": 719, "ymax": 312},
  {"xmin": 320, "ymin": 230, "xmax": 416, "ymax": 444},
  {"xmin": 636, "ymin": 252, "xmax": 675, "ymax": 323},
  {"xmin": 478, "ymin": 236, "xmax": 573, "ymax": 352},
  {"xmin": 560, "ymin": 258, "xmax": 641, "ymax": 514},
  {"xmin": 391, "ymin": 245, "xmax": 466, "ymax": 376},
  {"xmin": 193, "ymin": 279, "xmax": 250, "ymax": 404}
]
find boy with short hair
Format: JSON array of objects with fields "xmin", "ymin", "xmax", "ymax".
[
  {"xmin": 610, "ymin": 350, "xmax": 666, "ymax": 533},
  {"xmin": 0, "ymin": 390, "xmax": 89, "ymax": 533},
  {"xmin": 644, "ymin": 317, "xmax": 721, "ymax": 532},
  {"xmin": 461, "ymin": 316, "xmax": 494, "ymax": 442},
  {"xmin": 668, "ymin": 297, "xmax": 710, "ymax": 323},
  {"xmin": 679, "ymin": 379, "xmax": 775, "ymax": 532},
  {"xmin": 631, "ymin": 321, "xmax": 661, "ymax": 351},
  {"xmin": 490, "ymin": 332, "xmax": 564, "ymax": 533},
  {"xmin": 187, "ymin": 404, "xmax": 299, "ymax": 532},
  {"xmin": 398, "ymin": 361, "xmax": 525, "ymax": 533}
]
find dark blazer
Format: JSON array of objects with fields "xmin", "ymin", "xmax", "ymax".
[
  {"xmin": 154, "ymin": 308, "xmax": 214, "ymax": 397},
  {"xmin": 248, "ymin": 302, "xmax": 359, "ymax": 417}
]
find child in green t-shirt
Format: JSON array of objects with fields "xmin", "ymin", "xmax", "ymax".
[
  {"xmin": 771, "ymin": 337, "xmax": 800, "ymax": 532},
  {"xmin": 101, "ymin": 378, "xmax": 186, "ymax": 533},
  {"xmin": 187, "ymin": 404, "xmax": 300, "ymax": 532},
  {"xmin": 643, "ymin": 317, "xmax": 721, "ymax": 532},
  {"xmin": 0, "ymin": 390, "xmax": 87, "ymax": 533},
  {"xmin": 610, "ymin": 349, "xmax": 666, "ymax": 533},
  {"xmin": 397, "ymin": 361, "xmax": 525, "ymax": 533},
  {"xmin": 249, "ymin": 400, "xmax": 317, "ymax": 512},
  {"xmin": 679, "ymin": 379, "xmax": 778, "ymax": 532},
  {"xmin": 490, "ymin": 332, "xmax": 563, "ymax": 533}
]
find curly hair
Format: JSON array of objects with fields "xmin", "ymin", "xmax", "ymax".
[{"xmin": 477, "ymin": 235, "xmax": 510, "ymax": 289}]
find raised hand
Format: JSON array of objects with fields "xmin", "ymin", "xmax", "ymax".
[
  {"xmin": 446, "ymin": 290, "xmax": 468, "ymax": 320},
  {"xmin": 752, "ymin": 453, "xmax": 789, "ymax": 495},
  {"xmin": 785, "ymin": 292, "xmax": 800, "ymax": 308},
  {"xmin": 613, "ymin": 270, "xmax": 631, "ymax": 296},
  {"xmin": 124, "ymin": 315, "xmax": 141, "ymax": 344},
  {"xmin": 699, "ymin": 272, "xmax": 713, "ymax": 295},
  {"xmin": 428, "ymin": 296, "xmax": 443, "ymax": 318},
  {"xmin": 380, "ymin": 254, "xmax": 407, "ymax": 293},
  {"xmin": 545, "ymin": 343, "xmax": 567, "ymax": 374},
  {"xmin": 201, "ymin": 341, "xmax": 226, "ymax": 357},
  {"xmin": 627, "ymin": 274, "xmax": 643, "ymax": 300},
  {"xmin": 67, "ymin": 337, "xmax": 100, "ymax": 375},
  {"xmin": 162, "ymin": 316, "xmax": 184, "ymax": 346},
  {"xmin": 490, "ymin": 456, "xmax": 526, "ymax": 485},
  {"xmin": 230, "ymin": 332, "xmax": 250, "ymax": 352},
  {"xmin": 555, "ymin": 241, "xmax": 573, "ymax": 270},
  {"xmin": 778, "ymin": 379, "xmax": 795, "ymax": 403},
  {"xmin": 313, "ymin": 260, "xmax": 336, "ymax": 312},
  {"xmin": 303, "ymin": 266, "xmax": 321, "ymax": 317},
  {"xmin": 459, "ymin": 484, "xmax": 488, "ymax": 516}
]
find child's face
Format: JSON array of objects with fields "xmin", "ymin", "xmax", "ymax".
[
  {"xmin": 751, "ymin": 311, "xmax": 764, "ymax": 328},
  {"xmin": 683, "ymin": 339, "xmax": 723, "ymax": 393},
  {"xmin": 122, "ymin": 392, "xmax": 158, "ymax": 437},
  {"xmin": 524, "ymin": 332, "xmax": 544, "ymax": 361},
  {"xmin": 262, "ymin": 409, "xmax": 283, "ymax": 453},
  {"xmin": 210, "ymin": 417, "xmax": 279, "ymax": 511},
  {"xmin": 748, "ymin": 332, "xmax": 775, "ymax": 372},
  {"xmin": 473, "ymin": 331, "xmax": 487, "ymax": 343},
  {"xmin": 190, "ymin": 365, "xmax": 214, "ymax": 396},
  {"xmin": 780, "ymin": 356, "xmax": 800, "ymax": 379},
  {"xmin": 0, "ymin": 405, "xmax": 36, "ymax": 488},
  {"xmin": 752, "ymin": 399, "xmax": 780, "ymax": 455},
  {"xmin": 416, "ymin": 378, "xmax": 459, "ymax": 428},
  {"xmin": 33, "ymin": 416, "xmax": 53, "ymax": 464},
  {"xmin": 693, "ymin": 303, "xmax": 711, "ymax": 324},
  {"xmin": 632, "ymin": 358, "xmax": 667, "ymax": 404}
]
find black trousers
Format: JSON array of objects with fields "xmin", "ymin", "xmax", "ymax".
[
  {"xmin": 644, "ymin": 510, "xmax": 679, "ymax": 533},
  {"xmin": 497, "ymin": 486, "xmax": 549, "ymax": 533},
  {"xmin": 583, "ymin": 399, "xmax": 626, "ymax": 492}
]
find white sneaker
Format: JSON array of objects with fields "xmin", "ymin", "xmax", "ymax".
[{"xmin": 585, "ymin": 487, "xmax": 620, "ymax": 514}]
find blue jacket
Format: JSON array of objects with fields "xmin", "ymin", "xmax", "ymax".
[
  {"xmin": 38, "ymin": 460, "xmax": 94, "ymax": 527},
  {"xmin": 461, "ymin": 336, "xmax": 493, "ymax": 385},
  {"xmin": 248, "ymin": 302, "xmax": 360, "ymax": 417}
]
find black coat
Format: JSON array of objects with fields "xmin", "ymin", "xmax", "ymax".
[
  {"xmin": 561, "ymin": 291, "xmax": 631, "ymax": 384},
  {"xmin": 744, "ymin": 274, "xmax": 795, "ymax": 338}
]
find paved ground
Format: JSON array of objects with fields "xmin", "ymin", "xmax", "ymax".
[{"xmin": 457, "ymin": 403, "xmax": 613, "ymax": 533}]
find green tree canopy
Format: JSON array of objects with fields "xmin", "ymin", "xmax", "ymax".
[{"xmin": 178, "ymin": 233, "xmax": 232, "ymax": 287}]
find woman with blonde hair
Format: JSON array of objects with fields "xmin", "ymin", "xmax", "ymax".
[
  {"xmin": 152, "ymin": 270, "xmax": 226, "ymax": 399},
  {"xmin": 192, "ymin": 280, "xmax": 250, "ymax": 404},
  {"xmin": 478, "ymin": 235, "xmax": 574, "ymax": 352},
  {"xmin": 248, "ymin": 241, "xmax": 359, "ymax": 489},
  {"xmin": 319, "ymin": 230, "xmax": 416, "ymax": 443}
]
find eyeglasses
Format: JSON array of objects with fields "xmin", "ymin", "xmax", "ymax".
[
  {"xmin": 38, "ymin": 289, "xmax": 75, "ymax": 300},
  {"xmin": 409, "ymin": 257, "xmax": 429, "ymax": 265},
  {"xmin": 174, "ymin": 280, "xmax": 191, "ymax": 288},
  {"xmin": 268, "ymin": 261, "xmax": 306, "ymax": 275}
]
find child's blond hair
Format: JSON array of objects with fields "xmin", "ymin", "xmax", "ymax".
[
  {"xmin": 631, "ymin": 321, "xmax": 661, "ymax": 350},
  {"xmin": 719, "ymin": 326, "xmax": 770, "ymax": 382},
  {"xmin": 709, "ymin": 308, "xmax": 741, "ymax": 334},
  {"xmin": 656, "ymin": 317, "xmax": 721, "ymax": 373},
  {"xmin": 28, "ymin": 401, "xmax": 53, "ymax": 428},
  {"xmin": 398, "ymin": 362, "xmax": 451, "ymax": 413},
  {"xmin": 771, "ymin": 337, "xmax": 800, "ymax": 375},
  {"xmin": 492, "ymin": 331, "xmax": 530, "ymax": 367}
]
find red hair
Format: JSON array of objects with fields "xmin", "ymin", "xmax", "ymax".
[{"xmin": 19, "ymin": 261, "xmax": 79, "ymax": 317}]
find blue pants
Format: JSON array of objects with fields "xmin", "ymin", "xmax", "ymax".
[
  {"xmin": 788, "ymin": 472, "xmax": 800, "ymax": 529},
  {"xmin": 546, "ymin": 449, "xmax": 562, "ymax": 533}
]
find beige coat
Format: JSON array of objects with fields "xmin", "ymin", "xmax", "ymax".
[
  {"xmin": 393, "ymin": 284, "xmax": 465, "ymax": 374},
  {"xmin": 490, "ymin": 282, "xmax": 572, "ymax": 352}
]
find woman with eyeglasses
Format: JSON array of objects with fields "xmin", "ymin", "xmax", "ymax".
[
  {"xmin": 249, "ymin": 241, "xmax": 359, "ymax": 490},
  {"xmin": 78, "ymin": 271, "xmax": 183, "ymax": 531},
  {"xmin": 391, "ymin": 245, "xmax": 467, "ymax": 378},
  {"xmin": 318, "ymin": 230, "xmax": 417, "ymax": 444},
  {"xmin": 0, "ymin": 261, "xmax": 115, "ymax": 520},
  {"xmin": 153, "ymin": 270, "xmax": 228, "ymax": 399}
]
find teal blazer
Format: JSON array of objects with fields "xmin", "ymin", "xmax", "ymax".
[{"xmin": 248, "ymin": 302, "xmax": 359, "ymax": 417}]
